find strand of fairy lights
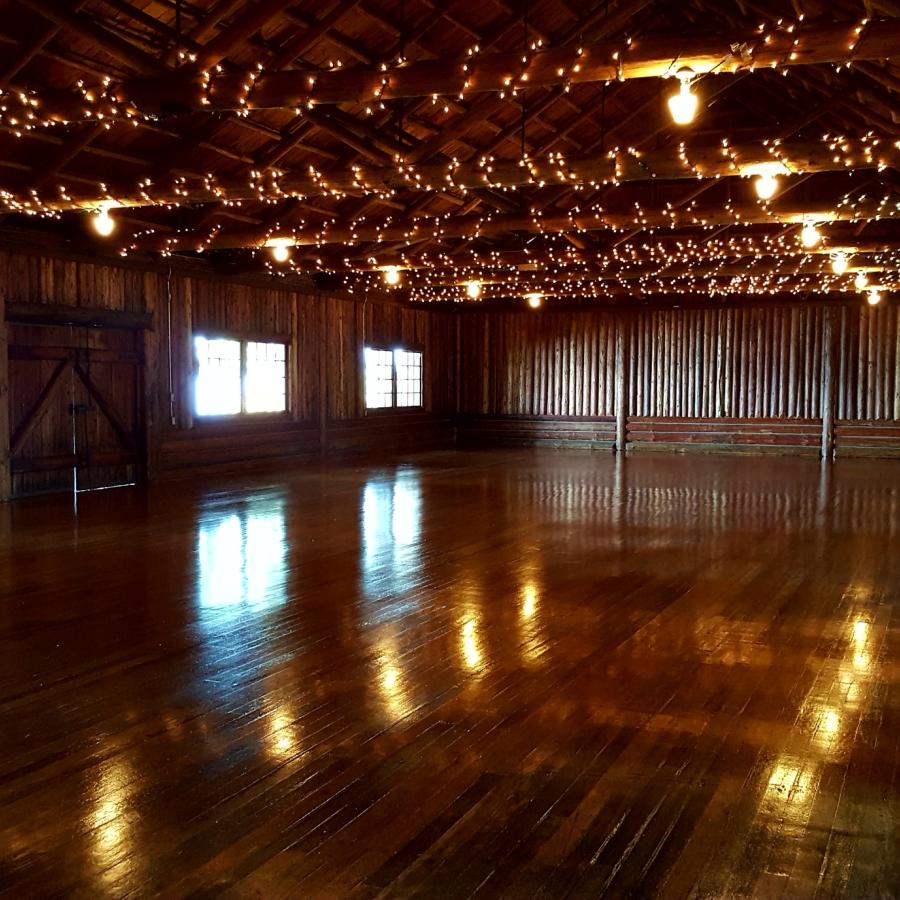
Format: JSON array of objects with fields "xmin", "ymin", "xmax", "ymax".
[{"xmin": 0, "ymin": 13, "xmax": 893, "ymax": 306}]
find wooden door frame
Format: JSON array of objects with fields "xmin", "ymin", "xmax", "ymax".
[{"xmin": 7, "ymin": 335, "xmax": 147, "ymax": 496}]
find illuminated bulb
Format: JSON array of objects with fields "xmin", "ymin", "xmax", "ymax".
[
  {"xmin": 383, "ymin": 266, "xmax": 402, "ymax": 287},
  {"xmin": 754, "ymin": 172, "xmax": 779, "ymax": 200},
  {"xmin": 271, "ymin": 243, "xmax": 291, "ymax": 263},
  {"xmin": 831, "ymin": 252, "xmax": 849, "ymax": 275},
  {"xmin": 800, "ymin": 221, "xmax": 821, "ymax": 248},
  {"xmin": 667, "ymin": 69, "xmax": 698, "ymax": 126},
  {"xmin": 465, "ymin": 279, "xmax": 482, "ymax": 299},
  {"xmin": 867, "ymin": 288, "xmax": 881, "ymax": 306},
  {"xmin": 854, "ymin": 271, "xmax": 869, "ymax": 290},
  {"xmin": 92, "ymin": 207, "xmax": 115, "ymax": 237},
  {"xmin": 265, "ymin": 238, "xmax": 294, "ymax": 263},
  {"xmin": 525, "ymin": 292, "xmax": 543, "ymax": 309}
]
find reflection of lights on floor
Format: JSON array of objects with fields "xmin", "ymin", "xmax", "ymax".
[
  {"xmin": 267, "ymin": 710, "xmax": 296, "ymax": 759},
  {"xmin": 91, "ymin": 798, "xmax": 124, "ymax": 850},
  {"xmin": 375, "ymin": 651, "xmax": 412, "ymax": 721},
  {"xmin": 765, "ymin": 762, "xmax": 814, "ymax": 808},
  {"xmin": 461, "ymin": 618, "xmax": 483, "ymax": 670},
  {"xmin": 87, "ymin": 756, "xmax": 139, "ymax": 889},
  {"xmin": 519, "ymin": 580, "xmax": 546, "ymax": 666},
  {"xmin": 521, "ymin": 582, "xmax": 538, "ymax": 620},
  {"xmin": 850, "ymin": 620, "xmax": 872, "ymax": 673},
  {"xmin": 382, "ymin": 665, "xmax": 399, "ymax": 691},
  {"xmin": 821, "ymin": 707, "xmax": 841, "ymax": 737}
]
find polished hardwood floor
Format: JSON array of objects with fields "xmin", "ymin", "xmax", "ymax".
[{"xmin": 0, "ymin": 450, "xmax": 898, "ymax": 898}]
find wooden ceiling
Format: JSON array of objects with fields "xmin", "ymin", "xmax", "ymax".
[{"xmin": 1, "ymin": 0, "xmax": 899, "ymax": 305}]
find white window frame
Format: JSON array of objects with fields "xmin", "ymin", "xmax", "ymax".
[
  {"xmin": 193, "ymin": 333, "xmax": 289, "ymax": 419},
  {"xmin": 364, "ymin": 345, "xmax": 424, "ymax": 412}
]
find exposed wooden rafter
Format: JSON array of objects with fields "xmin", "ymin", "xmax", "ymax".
[
  {"xmin": 132, "ymin": 197, "xmax": 900, "ymax": 251},
  {"xmin": 7, "ymin": 140, "xmax": 895, "ymax": 212},
  {"xmin": 115, "ymin": 20, "xmax": 900, "ymax": 114}
]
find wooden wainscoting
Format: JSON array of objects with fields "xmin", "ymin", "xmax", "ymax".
[
  {"xmin": 834, "ymin": 422, "xmax": 900, "ymax": 458},
  {"xmin": 457, "ymin": 415, "xmax": 616, "ymax": 449},
  {"xmin": 626, "ymin": 417, "xmax": 823, "ymax": 455}
]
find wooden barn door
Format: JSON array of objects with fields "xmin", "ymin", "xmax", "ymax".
[{"xmin": 8, "ymin": 324, "xmax": 144, "ymax": 497}]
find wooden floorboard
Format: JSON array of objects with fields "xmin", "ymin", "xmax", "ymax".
[{"xmin": 0, "ymin": 449, "xmax": 898, "ymax": 898}]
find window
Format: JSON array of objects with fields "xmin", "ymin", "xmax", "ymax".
[
  {"xmin": 194, "ymin": 335, "xmax": 287, "ymax": 417},
  {"xmin": 395, "ymin": 350, "xmax": 422, "ymax": 407},
  {"xmin": 364, "ymin": 348, "xmax": 394, "ymax": 409},
  {"xmin": 364, "ymin": 347, "xmax": 423, "ymax": 410}
]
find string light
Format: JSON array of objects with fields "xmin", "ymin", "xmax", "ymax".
[
  {"xmin": 831, "ymin": 252, "xmax": 849, "ymax": 274},
  {"xmin": 754, "ymin": 173, "xmax": 779, "ymax": 200},
  {"xmin": 265, "ymin": 237, "xmax": 294, "ymax": 263},
  {"xmin": 667, "ymin": 68, "xmax": 699, "ymax": 126},
  {"xmin": 4, "ymin": 17, "xmax": 896, "ymax": 304},
  {"xmin": 800, "ymin": 221, "xmax": 821, "ymax": 248},
  {"xmin": 91, "ymin": 205, "xmax": 115, "ymax": 237}
]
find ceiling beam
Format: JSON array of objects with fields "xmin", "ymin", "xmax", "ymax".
[
  {"xmin": 112, "ymin": 19, "xmax": 900, "ymax": 114},
  {"xmin": 296, "ymin": 239, "xmax": 900, "ymax": 272},
  {"xmin": 8, "ymin": 140, "xmax": 896, "ymax": 212},
  {"xmin": 130, "ymin": 196, "xmax": 900, "ymax": 252},
  {"xmin": 18, "ymin": 0, "xmax": 168, "ymax": 76},
  {"xmin": 412, "ymin": 260, "xmax": 889, "ymax": 287},
  {"xmin": 408, "ymin": 275, "xmax": 899, "ymax": 300}
]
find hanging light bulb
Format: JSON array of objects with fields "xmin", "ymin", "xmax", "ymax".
[
  {"xmin": 754, "ymin": 172, "xmax": 779, "ymax": 200},
  {"xmin": 667, "ymin": 68, "xmax": 698, "ymax": 126},
  {"xmin": 867, "ymin": 288, "xmax": 882, "ymax": 306},
  {"xmin": 831, "ymin": 252, "xmax": 849, "ymax": 275},
  {"xmin": 465, "ymin": 279, "xmax": 482, "ymax": 299},
  {"xmin": 854, "ymin": 271, "xmax": 869, "ymax": 290},
  {"xmin": 525, "ymin": 292, "xmax": 543, "ymax": 309},
  {"xmin": 800, "ymin": 221, "xmax": 821, "ymax": 248},
  {"xmin": 265, "ymin": 238, "xmax": 293, "ymax": 263},
  {"xmin": 383, "ymin": 266, "xmax": 402, "ymax": 287},
  {"xmin": 92, "ymin": 205, "xmax": 115, "ymax": 237}
]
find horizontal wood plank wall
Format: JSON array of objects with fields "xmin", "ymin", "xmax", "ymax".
[
  {"xmin": 0, "ymin": 250, "xmax": 456, "ymax": 490},
  {"xmin": 458, "ymin": 304, "xmax": 900, "ymax": 458}
]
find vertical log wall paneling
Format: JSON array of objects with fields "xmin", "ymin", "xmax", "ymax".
[
  {"xmin": 457, "ymin": 304, "xmax": 900, "ymax": 457},
  {"xmin": 0, "ymin": 248, "xmax": 456, "ymax": 496}
]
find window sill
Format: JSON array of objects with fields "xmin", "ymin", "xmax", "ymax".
[
  {"xmin": 192, "ymin": 412, "xmax": 293, "ymax": 428},
  {"xmin": 364, "ymin": 406, "xmax": 425, "ymax": 416}
]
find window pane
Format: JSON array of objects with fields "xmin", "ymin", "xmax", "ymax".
[
  {"xmin": 365, "ymin": 347, "xmax": 394, "ymax": 409},
  {"xmin": 395, "ymin": 349, "xmax": 422, "ymax": 407},
  {"xmin": 195, "ymin": 336, "xmax": 241, "ymax": 416},
  {"xmin": 245, "ymin": 341, "xmax": 287, "ymax": 413}
]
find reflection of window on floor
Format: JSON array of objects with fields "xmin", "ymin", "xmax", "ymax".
[
  {"xmin": 363, "ymin": 477, "xmax": 421, "ymax": 560},
  {"xmin": 196, "ymin": 498, "xmax": 286, "ymax": 610},
  {"xmin": 194, "ymin": 335, "xmax": 287, "ymax": 417},
  {"xmin": 361, "ymin": 475, "xmax": 422, "ymax": 607}
]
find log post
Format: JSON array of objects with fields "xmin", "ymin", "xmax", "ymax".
[
  {"xmin": 821, "ymin": 307, "xmax": 835, "ymax": 461},
  {"xmin": 178, "ymin": 277, "xmax": 194, "ymax": 431},
  {"xmin": 318, "ymin": 294, "xmax": 328, "ymax": 458},
  {"xmin": 615, "ymin": 316, "xmax": 628, "ymax": 453},
  {"xmin": 0, "ymin": 282, "xmax": 10, "ymax": 501}
]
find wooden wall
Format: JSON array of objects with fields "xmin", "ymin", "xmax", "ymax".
[
  {"xmin": 2, "ymin": 241, "xmax": 899, "ymax": 501},
  {"xmin": 0, "ymin": 247, "xmax": 456, "ymax": 497},
  {"xmin": 457, "ymin": 304, "xmax": 900, "ymax": 458}
]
